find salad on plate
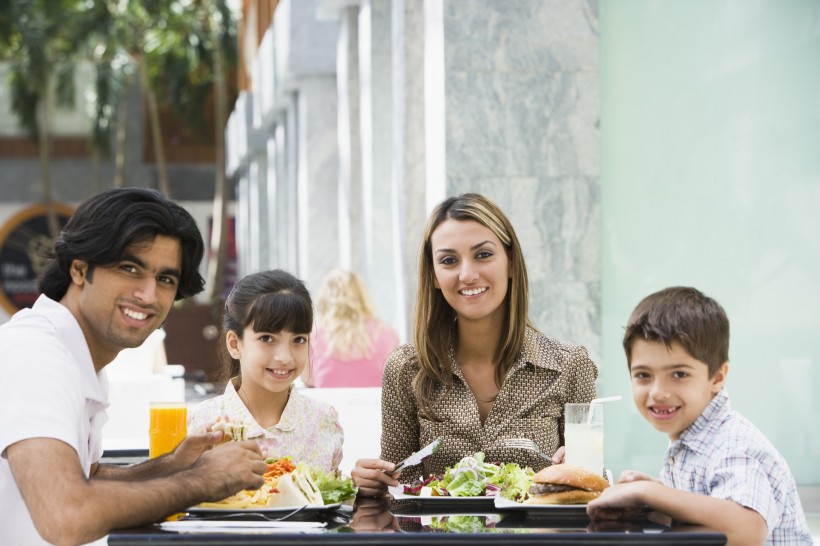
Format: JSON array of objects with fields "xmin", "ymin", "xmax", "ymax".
[
  {"xmin": 193, "ymin": 457, "xmax": 357, "ymax": 510},
  {"xmin": 400, "ymin": 452, "xmax": 533, "ymax": 502}
]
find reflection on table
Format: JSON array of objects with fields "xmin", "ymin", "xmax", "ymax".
[{"xmin": 107, "ymin": 495, "xmax": 727, "ymax": 545}]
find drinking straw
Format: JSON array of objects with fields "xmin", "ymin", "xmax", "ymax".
[{"xmin": 587, "ymin": 395, "xmax": 622, "ymax": 424}]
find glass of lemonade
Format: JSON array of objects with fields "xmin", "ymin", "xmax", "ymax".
[
  {"xmin": 149, "ymin": 402, "xmax": 188, "ymax": 458},
  {"xmin": 564, "ymin": 402, "xmax": 604, "ymax": 475}
]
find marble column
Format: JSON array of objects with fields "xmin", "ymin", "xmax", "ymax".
[
  {"xmin": 269, "ymin": 0, "xmax": 340, "ymax": 291},
  {"xmin": 297, "ymin": 77, "xmax": 341, "ymax": 292},
  {"xmin": 269, "ymin": 101, "xmax": 299, "ymax": 273},
  {"xmin": 337, "ymin": 6, "xmax": 364, "ymax": 275},
  {"xmin": 391, "ymin": 0, "xmax": 428, "ymax": 338},
  {"xmin": 359, "ymin": 0, "xmax": 399, "ymax": 331},
  {"xmin": 436, "ymin": 0, "xmax": 601, "ymax": 361}
]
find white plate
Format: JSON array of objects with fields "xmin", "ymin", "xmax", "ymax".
[
  {"xmin": 493, "ymin": 497, "xmax": 589, "ymax": 511},
  {"xmin": 388, "ymin": 485, "xmax": 496, "ymax": 505},
  {"xmin": 186, "ymin": 502, "xmax": 341, "ymax": 514}
]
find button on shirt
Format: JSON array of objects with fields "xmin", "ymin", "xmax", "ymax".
[
  {"xmin": 662, "ymin": 389, "xmax": 812, "ymax": 545},
  {"xmin": 0, "ymin": 295, "xmax": 109, "ymax": 546},
  {"xmin": 381, "ymin": 327, "xmax": 598, "ymax": 480},
  {"xmin": 188, "ymin": 379, "xmax": 344, "ymax": 471}
]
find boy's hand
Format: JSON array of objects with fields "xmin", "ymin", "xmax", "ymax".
[
  {"xmin": 616, "ymin": 469, "xmax": 658, "ymax": 484},
  {"xmin": 586, "ymin": 481, "xmax": 648, "ymax": 520}
]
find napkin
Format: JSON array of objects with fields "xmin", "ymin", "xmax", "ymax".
[{"xmin": 159, "ymin": 520, "xmax": 326, "ymax": 533}]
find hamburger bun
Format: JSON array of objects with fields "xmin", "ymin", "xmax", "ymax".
[{"xmin": 524, "ymin": 464, "xmax": 609, "ymax": 505}]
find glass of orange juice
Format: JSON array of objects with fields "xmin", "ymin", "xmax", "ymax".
[{"xmin": 149, "ymin": 402, "xmax": 188, "ymax": 458}]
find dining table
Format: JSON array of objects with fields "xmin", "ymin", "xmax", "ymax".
[{"xmin": 107, "ymin": 495, "xmax": 727, "ymax": 545}]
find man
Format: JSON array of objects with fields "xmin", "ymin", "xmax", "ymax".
[{"xmin": 0, "ymin": 189, "xmax": 267, "ymax": 546}]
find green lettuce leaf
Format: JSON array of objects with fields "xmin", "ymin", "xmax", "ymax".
[{"xmin": 306, "ymin": 466, "xmax": 357, "ymax": 504}]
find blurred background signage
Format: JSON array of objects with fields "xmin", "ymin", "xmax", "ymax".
[{"xmin": 0, "ymin": 203, "xmax": 73, "ymax": 315}]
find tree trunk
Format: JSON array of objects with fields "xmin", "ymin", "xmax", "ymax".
[
  {"xmin": 36, "ymin": 85, "xmax": 59, "ymax": 240},
  {"xmin": 206, "ymin": 3, "xmax": 230, "ymax": 302},
  {"xmin": 91, "ymin": 147, "xmax": 101, "ymax": 194},
  {"xmin": 113, "ymin": 74, "xmax": 131, "ymax": 188},
  {"xmin": 138, "ymin": 59, "xmax": 170, "ymax": 197}
]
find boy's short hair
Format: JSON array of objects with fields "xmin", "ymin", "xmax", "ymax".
[{"xmin": 623, "ymin": 286, "xmax": 729, "ymax": 377}]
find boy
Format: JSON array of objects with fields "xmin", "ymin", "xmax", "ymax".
[{"xmin": 587, "ymin": 287, "xmax": 811, "ymax": 545}]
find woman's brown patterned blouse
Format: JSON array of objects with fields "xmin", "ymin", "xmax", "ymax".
[{"xmin": 380, "ymin": 326, "xmax": 598, "ymax": 481}]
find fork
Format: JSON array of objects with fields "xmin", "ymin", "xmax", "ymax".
[
  {"xmin": 183, "ymin": 505, "xmax": 308, "ymax": 522},
  {"xmin": 503, "ymin": 438, "xmax": 553, "ymax": 464}
]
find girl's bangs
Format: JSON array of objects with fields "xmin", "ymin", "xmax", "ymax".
[{"xmin": 246, "ymin": 291, "xmax": 313, "ymax": 334}]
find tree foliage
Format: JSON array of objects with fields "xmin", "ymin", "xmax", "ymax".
[{"xmin": 3, "ymin": 0, "xmax": 239, "ymax": 297}]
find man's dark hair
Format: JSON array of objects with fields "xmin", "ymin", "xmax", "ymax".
[
  {"xmin": 38, "ymin": 188, "xmax": 205, "ymax": 301},
  {"xmin": 623, "ymin": 286, "xmax": 730, "ymax": 377}
]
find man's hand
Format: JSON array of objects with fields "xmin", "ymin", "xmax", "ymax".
[
  {"xmin": 191, "ymin": 440, "xmax": 267, "ymax": 500},
  {"xmin": 167, "ymin": 431, "xmax": 225, "ymax": 470},
  {"xmin": 92, "ymin": 431, "xmax": 227, "ymax": 481}
]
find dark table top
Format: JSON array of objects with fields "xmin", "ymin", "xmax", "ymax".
[{"xmin": 107, "ymin": 496, "xmax": 726, "ymax": 545}]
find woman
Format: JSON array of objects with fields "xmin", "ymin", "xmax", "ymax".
[
  {"xmin": 352, "ymin": 193, "xmax": 598, "ymax": 496},
  {"xmin": 304, "ymin": 268, "xmax": 399, "ymax": 387}
]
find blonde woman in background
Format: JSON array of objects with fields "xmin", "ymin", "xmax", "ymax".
[{"xmin": 304, "ymin": 269, "xmax": 399, "ymax": 388}]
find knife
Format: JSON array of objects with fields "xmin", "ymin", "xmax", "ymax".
[{"xmin": 388, "ymin": 438, "xmax": 443, "ymax": 476}]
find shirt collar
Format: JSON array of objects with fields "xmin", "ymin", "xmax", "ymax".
[
  {"xmin": 33, "ymin": 294, "xmax": 108, "ymax": 407},
  {"xmin": 674, "ymin": 388, "xmax": 730, "ymax": 450},
  {"xmin": 277, "ymin": 388, "xmax": 299, "ymax": 432},
  {"xmin": 449, "ymin": 327, "xmax": 551, "ymax": 379},
  {"xmin": 226, "ymin": 378, "xmax": 296, "ymax": 434},
  {"xmin": 517, "ymin": 327, "xmax": 548, "ymax": 370},
  {"xmin": 513, "ymin": 326, "xmax": 571, "ymax": 373}
]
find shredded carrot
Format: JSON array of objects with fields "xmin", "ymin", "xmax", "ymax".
[{"xmin": 264, "ymin": 458, "xmax": 296, "ymax": 479}]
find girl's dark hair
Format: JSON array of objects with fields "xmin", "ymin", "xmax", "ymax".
[
  {"xmin": 219, "ymin": 269, "xmax": 313, "ymax": 383},
  {"xmin": 623, "ymin": 286, "xmax": 730, "ymax": 377},
  {"xmin": 38, "ymin": 188, "xmax": 205, "ymax": 301}
]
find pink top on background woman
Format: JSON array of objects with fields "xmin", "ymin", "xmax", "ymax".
[
  {"xmin": 309, "ymin": 318, "xmax": 399, "ymax": 387},
  {"xmin": 304, "ymin": 269, "xmax": 400, "ymax": 388}
]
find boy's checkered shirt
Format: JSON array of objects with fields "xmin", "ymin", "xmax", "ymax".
[{"xmin": 662, "ymin": 389, "xmax": 812, "ymax": 545}]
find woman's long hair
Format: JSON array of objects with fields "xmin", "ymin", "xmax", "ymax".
[
  {"xmin": 315, "ymin": 268, "xmax": 375, "ymax": 359},
  {"xmin": 413, "ymin": 193, "xmax": 531, "ymax": 418}
]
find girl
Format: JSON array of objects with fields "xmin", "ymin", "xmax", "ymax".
[
  {"xmin": 351, "ymin": 193, "xmax": 598, "ymax": 496},
  {"xmin": 304, "ymin": 268, "xmax": 399, "ymax": 388},
  {"xmin": 188, "ymin": 269, "xmax": 343, "ymax": 471}
]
